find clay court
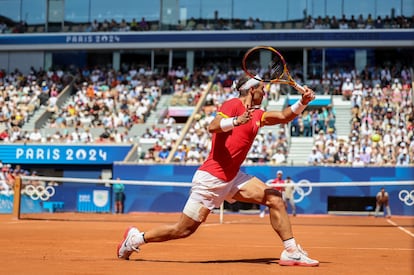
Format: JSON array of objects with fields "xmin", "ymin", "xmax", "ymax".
[{"xmin": 1, "ymin": 213, "xmax": 413, "ymax": 275}]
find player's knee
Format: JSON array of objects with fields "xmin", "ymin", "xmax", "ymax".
[
  {"xmin": 263, "ymin": 189, "xmax": 284, "ymax": 209},
  {"xmin": 268, "ymin": 196, "xmax": 286, "ymax": 210}
]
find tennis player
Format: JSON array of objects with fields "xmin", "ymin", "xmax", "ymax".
[{"xmin": 117, "ymin": 74, "xmax": 319, "ymax": 267}]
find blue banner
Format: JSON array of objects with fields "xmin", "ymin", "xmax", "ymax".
[
  {"xmin": 0, "ymin": 194, "xmax": 13, "ymax": 213},
  {"xmin": 0, "ymin": 30, "xmax": 413, "ymax": 45},
  {"xmin": 0, "ymin": 144, "xmax": 132, "ymax": 164},
  {"xmin": 287, "ymin": 95, "xmax": 331, "ymax": 106},
  {"xmin": 113, "ymin": 165, "xmax": 414, "ymax": 216},
  {"xmin": 77, "ymin": 189, "xmax": 110, "ymax": 213},
  {"xmin": 0, "ymin": 194, "xmax": 43, "ymax": 214},
  {"xmin": 0, "ymin": 185, "xmax": 111, "ymax": 214}
]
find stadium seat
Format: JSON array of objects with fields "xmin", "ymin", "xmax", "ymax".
[{"xmin": 274, "ymin": 22, "xmax": 283, "ymax": 29}]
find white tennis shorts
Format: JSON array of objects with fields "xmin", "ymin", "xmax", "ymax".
[{"xmin": 185, "ymin": 169, "xmax": 253, "ymax": 210}]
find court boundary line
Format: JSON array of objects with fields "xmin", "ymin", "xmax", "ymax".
[{"xmin": 387, "ymin": 219, "xmax": 414, "ymax": 237}]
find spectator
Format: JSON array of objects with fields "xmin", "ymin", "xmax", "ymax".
[
  {"xmin": 186, "ymin": 144, "xmax": 202, "ymax": 163},
  {"xmin": 28, "ymin": 128, "xmax": 42, "ymax": 143},
  {"xmin": 374, "ymin": 16, "xmax": 384, "ymax": 28},
  {"xmin": 268, "ymin": 83, "xmax": 281, "ymax": 102},
  {"xmin": 339, "ymin": 18, "xmax": 349, "ymax": 29},
  {"xmin": 157, "ymin": 145, "xmax": 170, "ymax": 162},
  {"xmin": 314, "ymin": 130, "xmax": 326, "ymax": 150},
  {"xmin": 396, "ymin": 150, "xmax": 410, "ymax": 166},
  {"xmin": 0, "ymin": 164, "xmax": 10, "ymax": 195},
  {"xmin": 308, "ymin": 146, "xmax": 324, "ymax": 165},
  {"xmin": 173, "ymin": 145, "xmax": 186, "ymax": 163},
  {"xmin": 351, "ymin": 78, "xmax": 363, "ymax": 107},
  {"xmin": 270, "ymin": 148, "xmax": 286, "ymax": 164},
  {"xmin": 341, "ymin": 78, "xmax": 353, "ymax": 100},
  {"xmin": 304, "ymin": 16, "xmax": 314, "ymax": 29},
  {"xmin": 0, "ymin": 129, "xmax": 10, "ymax": 141},
  {"xmin": 244, "ymin": 17, "xmax": 254, "ymax": 29},
  {"xmin": 302, "ymin": 110, "xmax": 312, "ymax": 137},
  {"xmin": 253, "ymin": 18, "xmax": 263, "ymax": 29},
  {"xmin": 359, "ymin": 147, "xmax": 371, "ymax": 165},
  {"xmin": 324, "ymin": 140, "xmax": 337, "ymax": 163},
  {"xmin": 321, "ymin": 72, "xmax": 332, "ymax": 94},
  {"xmin": 139, "ymin": 17, "xmax": 149, "ymax": 31},
  {"xmin": 351, "ymin": 154, "xmax": 365, "ymax": 167}
]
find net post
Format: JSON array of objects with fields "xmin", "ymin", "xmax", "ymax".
[
  {"xmin": 12, "ymin": 176, "xmax": 22, "ymax": 220},
  {"xmin": 219, "ymin": 202, "xmax": 224, "ymax": 224}
]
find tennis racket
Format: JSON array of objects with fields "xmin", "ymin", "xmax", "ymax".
[{"xmin": 242, "ymin": 46, "xmax": 305, "ymax": 94}]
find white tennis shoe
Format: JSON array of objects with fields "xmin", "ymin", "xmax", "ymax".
[
  {"xmin": 117, "ymin": 226, "xmax": 141, "ymax": 260},
  {"xmin": 279, "ymin": 245, "xmax": 319, "ymax": 267}
]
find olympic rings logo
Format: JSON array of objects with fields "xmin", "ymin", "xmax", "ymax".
[
  {"xmin": 398, "ymin": 189, "xmax": 414, "ymax": 206},
  {"xmin": 266, "ymin": 179, "xmax": 313, "ymax": 203},
  {"xmin": 292, "ymin": 179, "xmax": 313, "ymax": 203},
  {"xmin": 24, "ymin": 185, "xmax": 56, "ymax": 201}
]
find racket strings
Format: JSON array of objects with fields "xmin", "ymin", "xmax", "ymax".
[
  {"xmin": 268, "ymin": 58, "xmax": 284, "ymax": 80},
  {"xmin": 244, "ymin": 53, "xmax": 263, "ymax": 78},
  {"xmin": 244, "ymin": 50, "xmax": 285, "ymax": 82}
]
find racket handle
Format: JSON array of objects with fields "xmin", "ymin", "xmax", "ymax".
[{"xmin": 293, "ymin": 83, "xmax": 306, "ymax": 94}]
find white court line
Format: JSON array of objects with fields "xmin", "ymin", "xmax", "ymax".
[
  {"xmin": 206, "ymin": 218, "xmax": 414, "ymax": 239},
  {"xmin": 156, "ymin": 242, "xmax": 414, "ymax": 251},
  {"xmin": 387, "ymin": 219, "xmax": 414, "ymax": 238}
]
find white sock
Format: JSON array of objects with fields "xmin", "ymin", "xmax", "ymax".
[
  {"xmin": 130, "ymin": 232, "xmax": 146, "ymax": 247},
  {"xmin": 283, "ymin": 237, "xmax": 297, "ymax": 252}
]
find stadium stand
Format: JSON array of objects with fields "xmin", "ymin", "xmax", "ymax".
[
  {"xmin": 1, "ymin": 61, "xmax": 412, "ymax": 167},
  {"xmin": 0, "ymin": 14, "xmax": 412, "ymax": 34}
]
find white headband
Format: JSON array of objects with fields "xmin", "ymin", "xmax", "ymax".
[{"xmin": 239, "ymin": 75, "xmax": 261, "ymax": 91}]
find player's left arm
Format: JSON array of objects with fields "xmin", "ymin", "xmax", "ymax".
[{"xmin": 261, "ymin": 86, "xmax": 315, "ymax": 126}]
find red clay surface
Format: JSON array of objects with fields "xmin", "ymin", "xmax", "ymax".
[{"xmin": 1, "ymin": 213, "xmax": 413, "ymax": 275}]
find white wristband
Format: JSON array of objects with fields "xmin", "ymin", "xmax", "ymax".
[
  {"xmin": 290, "ymin": 100, "xmax": 307, "ymax": 114},
  {"xmin": 220, "ymin": 117, "xmax": 235, "ymax": 132}
]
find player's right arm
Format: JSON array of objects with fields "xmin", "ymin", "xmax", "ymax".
[
  {"xmin": 261, "ymin": 86, "xmax": 315, "ymax": 126},
  {"xmin": 208, "ymin": 109, "xmax": 253, "ymax": 133}
]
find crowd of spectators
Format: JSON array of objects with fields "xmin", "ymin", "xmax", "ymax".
[
  {"xmin": 0, "ymin": 67, "xmax": 72, "ymax": 141},
  {"xmin": 308, "ymin": 73, "xmax": 413, "ymax": 167},
  {"xmin": 1, "ymin": 13, "xmax": 412, "ymax": 34},
  {"xmin": 303, "ymin": 14, "xmax": 413, "ymax": 30},
  {"xmin": 0, "ymin": 162, "xmax": 44, "ymax": 196},
  {"xmin": 0, "ymin": 161, "xmax": 60, "ymax": 197},
  {"xmin": 43, "ymin": 66, "xmax": 163, "ymax": 142},
  {"xmin": 290, "ymin": 106, "xmax": 337, "ymax": 138},
  {"xmin": 0, "ymin": 63, "xmax": 220, "ymax": 144},
  {"xmin": 0, "ymin": 61, "xmax": 413, "ymax": 167}
]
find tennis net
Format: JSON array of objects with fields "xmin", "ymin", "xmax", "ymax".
[{"xmin": 6, "ymin": 175, "xmax": 413, "ymax": 222}]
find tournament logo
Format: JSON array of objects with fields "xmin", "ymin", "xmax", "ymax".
[{"xmin": 93, "ymin": 190, "xmax": 109, "ymax": 207}]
